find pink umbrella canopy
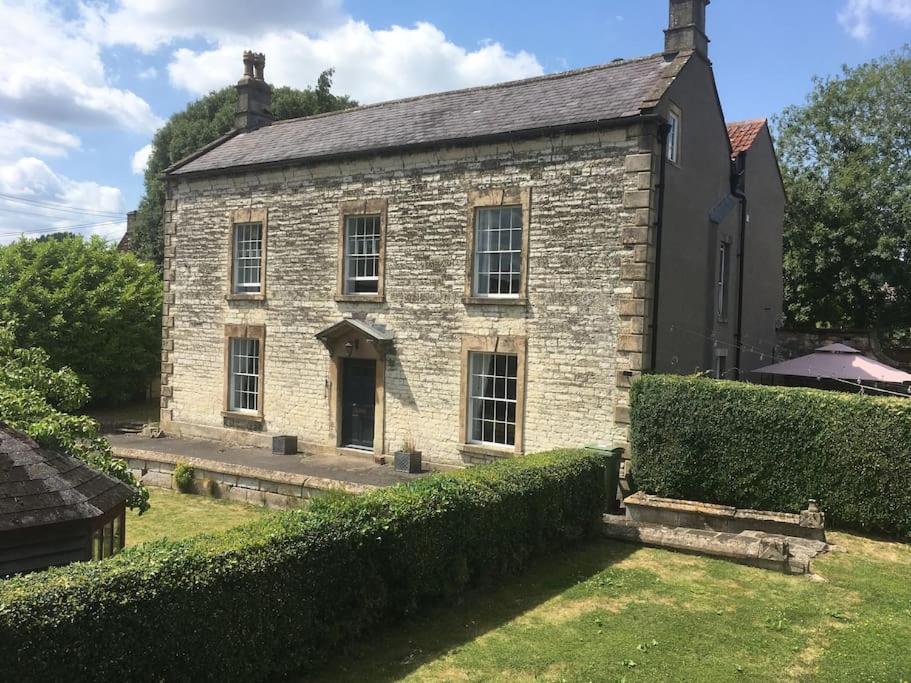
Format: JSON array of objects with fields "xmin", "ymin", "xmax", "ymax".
[{"xmin": 755, "ymin": 344, "xmax": 911, "ymax": 384}]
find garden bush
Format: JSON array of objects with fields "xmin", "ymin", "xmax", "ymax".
[
  {"xmin": 0, "ymin": 448, "xmax": 607, "ymax": 681},
  {"xmin": 0, "ymin": 324, "xmax": 148, "ymax": 511},
  {"xmin": 630, "ymin": 374, "xmax": 911, "ymax": 537},
  {"xmin": 172, "ymin": 461, "xmax": 194, "ymax": 492},
  {"xmin": 0, "ymin": 234, "xmax": 162, "ymax": 404}
]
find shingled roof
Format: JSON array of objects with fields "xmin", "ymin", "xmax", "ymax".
[
  {"xmin": 727, "ymin": 118, "xmax": 767, "ymax": 155},
  {"xmin": 169, "ymin": 52, "xmax": 690, "ymax": 177},
  {"xmin": 0, "ymin": 424, "xmax": 133, "ymax": 532}
]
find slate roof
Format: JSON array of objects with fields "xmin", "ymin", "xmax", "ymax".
[
  {"xmin": 727, "ymin": 118, "xmax": 767, "ymax": 155},
  {"xmin": 170, "ymin": 53, "xmax": 690, "ymax": 177},
  {"xmin": 0, "ymin": 424, "xmax": 133, "ymax": 532}
]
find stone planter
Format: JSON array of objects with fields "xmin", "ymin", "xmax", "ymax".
[
  {"xmin": 394, "ymin": 450, "xmax": 422, "ymax": 474},
  {"xmin": 272, "ymin": 435, "xmax": 297, "ymax": 455}
]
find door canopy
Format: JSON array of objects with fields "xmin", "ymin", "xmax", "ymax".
[{"xmin": 314, "ymin": 318, "xmax": 394, "ymax": 357}]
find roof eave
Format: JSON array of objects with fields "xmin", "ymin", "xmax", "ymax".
[
  {"xmin": 170, "ymin": 113, "xmax": 663, "ymax": 181},
  {"xmin": 162, "ymin": 128, "xmax": 246, "ymax": 179}
]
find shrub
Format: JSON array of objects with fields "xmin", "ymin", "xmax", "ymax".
[
  {"xmin": 0, "ymin": 234, "xmax": 162, "ymax": 404},
  {"xmin": 173, "ymin": 461, "xmax": 194, "ymax": 492},
  {"xmin": 630, "ymin": 374, "xmax": 911, "ymax": 537},
  {"xmin": 0, "ymin": 448, "xmax": 607, "ymax": 682},
  {"xmin": 0, "ymin": 325, "xmax": 148, "ymax": 512}
]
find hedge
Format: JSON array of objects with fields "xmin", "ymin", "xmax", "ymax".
[
  {"xmin": 630, "ymin": 374, "xmax": 911, "ymax": 537},
  {"xmin": 0, "ymin": 448, "xmax": 607, "ymax": 682}
]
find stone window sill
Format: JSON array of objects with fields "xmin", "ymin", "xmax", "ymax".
[
  {"xmin": 457, "ymin": 442, "xmax": 521, "ymax": 459},
  {"xmin": 335, "ymin": 294, "xmax": 385, "ymax": 304},
  {"xmin": 221, "ymin": 410, "xmax": 264, "ymax": 424},
  {"xmin": 226, "ymin": 293, "xmax": 266, "ymax": 303},
  {"xmin": 462, "ymin": 296, "xmax": 528, "ymax": 307}
]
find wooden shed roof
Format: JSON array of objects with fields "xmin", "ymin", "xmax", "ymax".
[{"xmin": 0, "ymin": 424, "xmax": 133, "ymax": 532}]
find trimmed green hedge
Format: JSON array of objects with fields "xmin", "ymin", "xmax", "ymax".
[
  {"xmin": 630, "ymin": 374, "xmax": 911, "ymax": 537},
  {"xmin": 0, "ymin": 448, "xmax": 607, "ymax": 682}
]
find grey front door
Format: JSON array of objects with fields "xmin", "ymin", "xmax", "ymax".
[{"xmin": 341, "ymin": 358, "xmax": 375, "ymax": 449}]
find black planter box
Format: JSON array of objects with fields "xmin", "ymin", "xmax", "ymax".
[
  {"xmin": 394, "ymin": 450, "xmax": 422, "ymax": 474},
  {"xmin": 272, "ymin": 435, "xmax": 298, "ymax": 455}
]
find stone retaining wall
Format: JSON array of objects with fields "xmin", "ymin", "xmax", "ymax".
[{"xmin": 118, "ymin": 447, "xmax": 376, "ymax": 509}]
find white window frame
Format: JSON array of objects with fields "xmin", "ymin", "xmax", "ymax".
[
  {"xmin": 467, "ymin": 351, "xmax": 519, "ymax": 447},
  {"xmin": 232, "ymin": 222, "xmax": 263, "ymax": 295},
  {"xmin": 667, "ymin": 109, "xmax": 681, "ymax": 165},
  {"xmin": 228, "ymin": 337, "xmax": 261, "ymax": 414},
  {"xmin": 472, "ymin": 206, "xmax": 523, "ymax": 299},
  {"xmin": 343, "ymin": 214, "xmax": 381, "ymax": 295},
  {"xmin": 227, "ymin": 209, "xmax": 267, "ymax": 300},
  {"xmin": 464, "ymin": 189, "xmax": 530, "ymax": 306},
  {"xmin": 336, "ymin": 199, "xmax": 387, "ymax": 303}
]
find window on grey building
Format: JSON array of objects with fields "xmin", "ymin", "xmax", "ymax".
[
  {"xmin": 716, "ymin": 240, "xmax": 730, "ymax": 321},
  {"xmin": 344, "ymin": 214, "xmax": 381, "ymax": 294},
  {"xmin": 468, "ymin": 352, "xmax": 518, "ymax": 446},
  {"xmin": 667, "ymin": 110, "xmax": 681, "ymax": 164},
  {"xmin": 233, "ymin": 222, "xmax": 263, "ymax": 294},
  {"xmin": 473, "ymin": 206, "xmax": 523, "ymax": 297},
  {"xmin": 714, "ymin": 352, "xmax": 728, "ymax": 380},
  {"xmin": 229, "ymin": 337, "xmax": 261, "ymax": 412}
]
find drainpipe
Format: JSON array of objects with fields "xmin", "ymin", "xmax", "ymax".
[
  {"xmin": 649, "ymin": 121, "xmax": 672, "ymax": 373},
  {"xmin": 732, "ymin": 152, "xmax": 747, "ymax": 378}
]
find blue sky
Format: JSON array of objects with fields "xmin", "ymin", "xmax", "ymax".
[{"xmin": 0, "ymin": 0, "xmax": 908, "ymax": 243}]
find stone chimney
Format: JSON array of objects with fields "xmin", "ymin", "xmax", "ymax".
[
  {"xmin": 235, "ymin": 51, "xmax": 273, "ymax": 130},
  {"xmin": 664, "ymin": 0, "xmax": 710, "ymax": 60}
]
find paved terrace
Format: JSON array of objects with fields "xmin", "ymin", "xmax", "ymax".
[{"xmin": 109, "ymin": 433, "xmax": 431, "ymax": 506}]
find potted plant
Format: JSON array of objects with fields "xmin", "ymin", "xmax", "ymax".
[{"xmin": 394, "ymin": 434, "xmax": 422, "ymax": 474}]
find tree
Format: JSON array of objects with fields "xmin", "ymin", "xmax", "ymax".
[
  {"xmin": 776, "ymin": 47, "xmax": 911, "ymax": 330},
  {"xmin": 0, "ymin": 235, "xmax": 162, "ymax": 404},
  {"xmin": 131, "ymin": 70, "xmax": 355, "ymax": 263},
  {"xmin": 0, "ymin": 325, "xmax": 149, "ymax": 511}
]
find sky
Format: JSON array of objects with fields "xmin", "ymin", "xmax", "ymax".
[{"xmin": 0, "ymin": 0, "xmax": 909, "ymax": 244}]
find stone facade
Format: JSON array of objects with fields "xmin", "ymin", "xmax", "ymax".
[{"xmin": 161, "ymin": 126, "xmax": 660, "ymax": 465}]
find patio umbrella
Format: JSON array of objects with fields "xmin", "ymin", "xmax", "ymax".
[{"xmin": 754, "ymin": 343, "xmax": 911, "ymax": 385}]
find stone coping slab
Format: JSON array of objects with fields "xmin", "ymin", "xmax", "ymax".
[
  {"xmin": 115, "ymin": 445, "xmax": 377, "ymax": 496},
  {"xmin": 603, "ymin": 515, "xmax": 829, "ymax": 574},
  {"xmin": 109, "ymin": 433, "xmax": 428, "ymax": 489},
  {"xmin": 624, "ymin": 491, "xmax": 826, "ymax": 541}
]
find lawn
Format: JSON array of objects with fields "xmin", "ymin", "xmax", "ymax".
[
  {"xmin": 306, "ymin": 532, "xmax": 911, "ymax": 682},
  {"xmin": 126, "ymin": 488, "xmax": 266, "ymax": 547}
]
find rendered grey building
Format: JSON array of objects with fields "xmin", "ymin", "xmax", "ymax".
[{"xmin": 158, "ymin": 0, "xmax": 784, "ymax": 465}]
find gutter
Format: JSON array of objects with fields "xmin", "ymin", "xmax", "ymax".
[
  {"xmin": 732, "ymin": 152, "xmax": 748, "ymax": 378},
  {"xmin": 650, "ymin": 121, "xmax": 672, "ymax": 372}
]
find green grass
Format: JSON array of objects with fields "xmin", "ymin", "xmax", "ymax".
[
  {"xmin": 305, "ymin": 532, "xmax": 911, "ymax": 682},
  {"xmin": 126, "ymin": 488, "xmax": 266, "ymax": 547}
]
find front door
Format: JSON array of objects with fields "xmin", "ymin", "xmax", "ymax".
[{"xmin": 341, "ymin": 358, "xmax": 376, "ymax": 449}]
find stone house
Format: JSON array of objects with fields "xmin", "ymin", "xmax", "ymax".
[{"xmin": 160, "ymin": 0, "xmax": 784, "ymax": 466}]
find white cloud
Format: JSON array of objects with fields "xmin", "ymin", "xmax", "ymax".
[
  {"xmin": 91, "ymin": 0, "xmax": 345, "ymax": 52},
  {"xmin": 0, "ymin": 1, "xmax": 162, "ymax": 133},
  {"xmin": 131, "ymin": 144, "xmax": 153, "ymax": 175},
  {"xmin": 0, "ymin": 158, "xmax": 125, "ymax": 244},
  {"xmin": 838, "ymin": 0, "xmax": 911, "ymax": 39},
  {"xmin": 138, "ymin": 67, "xmax": 159, "ymax": 80},
  {"xmin": 168, "ymin": 20, "xmax": 543, "ymax": 103},
  {"xmin": 0, "ymin": 120, "xmax": 80, "ymax": 160}
]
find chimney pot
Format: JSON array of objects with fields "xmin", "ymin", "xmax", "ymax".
[
  {"xmin": 664, "ymin": 0, "xmax": 710, "ymax": 60},
  {"xmin": 242, "ymin": 50, "xmax": 255, "ymax": 79},
  {"xmin": 252, "ymin": 53, "xmax": 266, "ymax": 81},
  {"xmin": 235, "ymin": 51, "xmax": 273, "ymax": 130}
]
